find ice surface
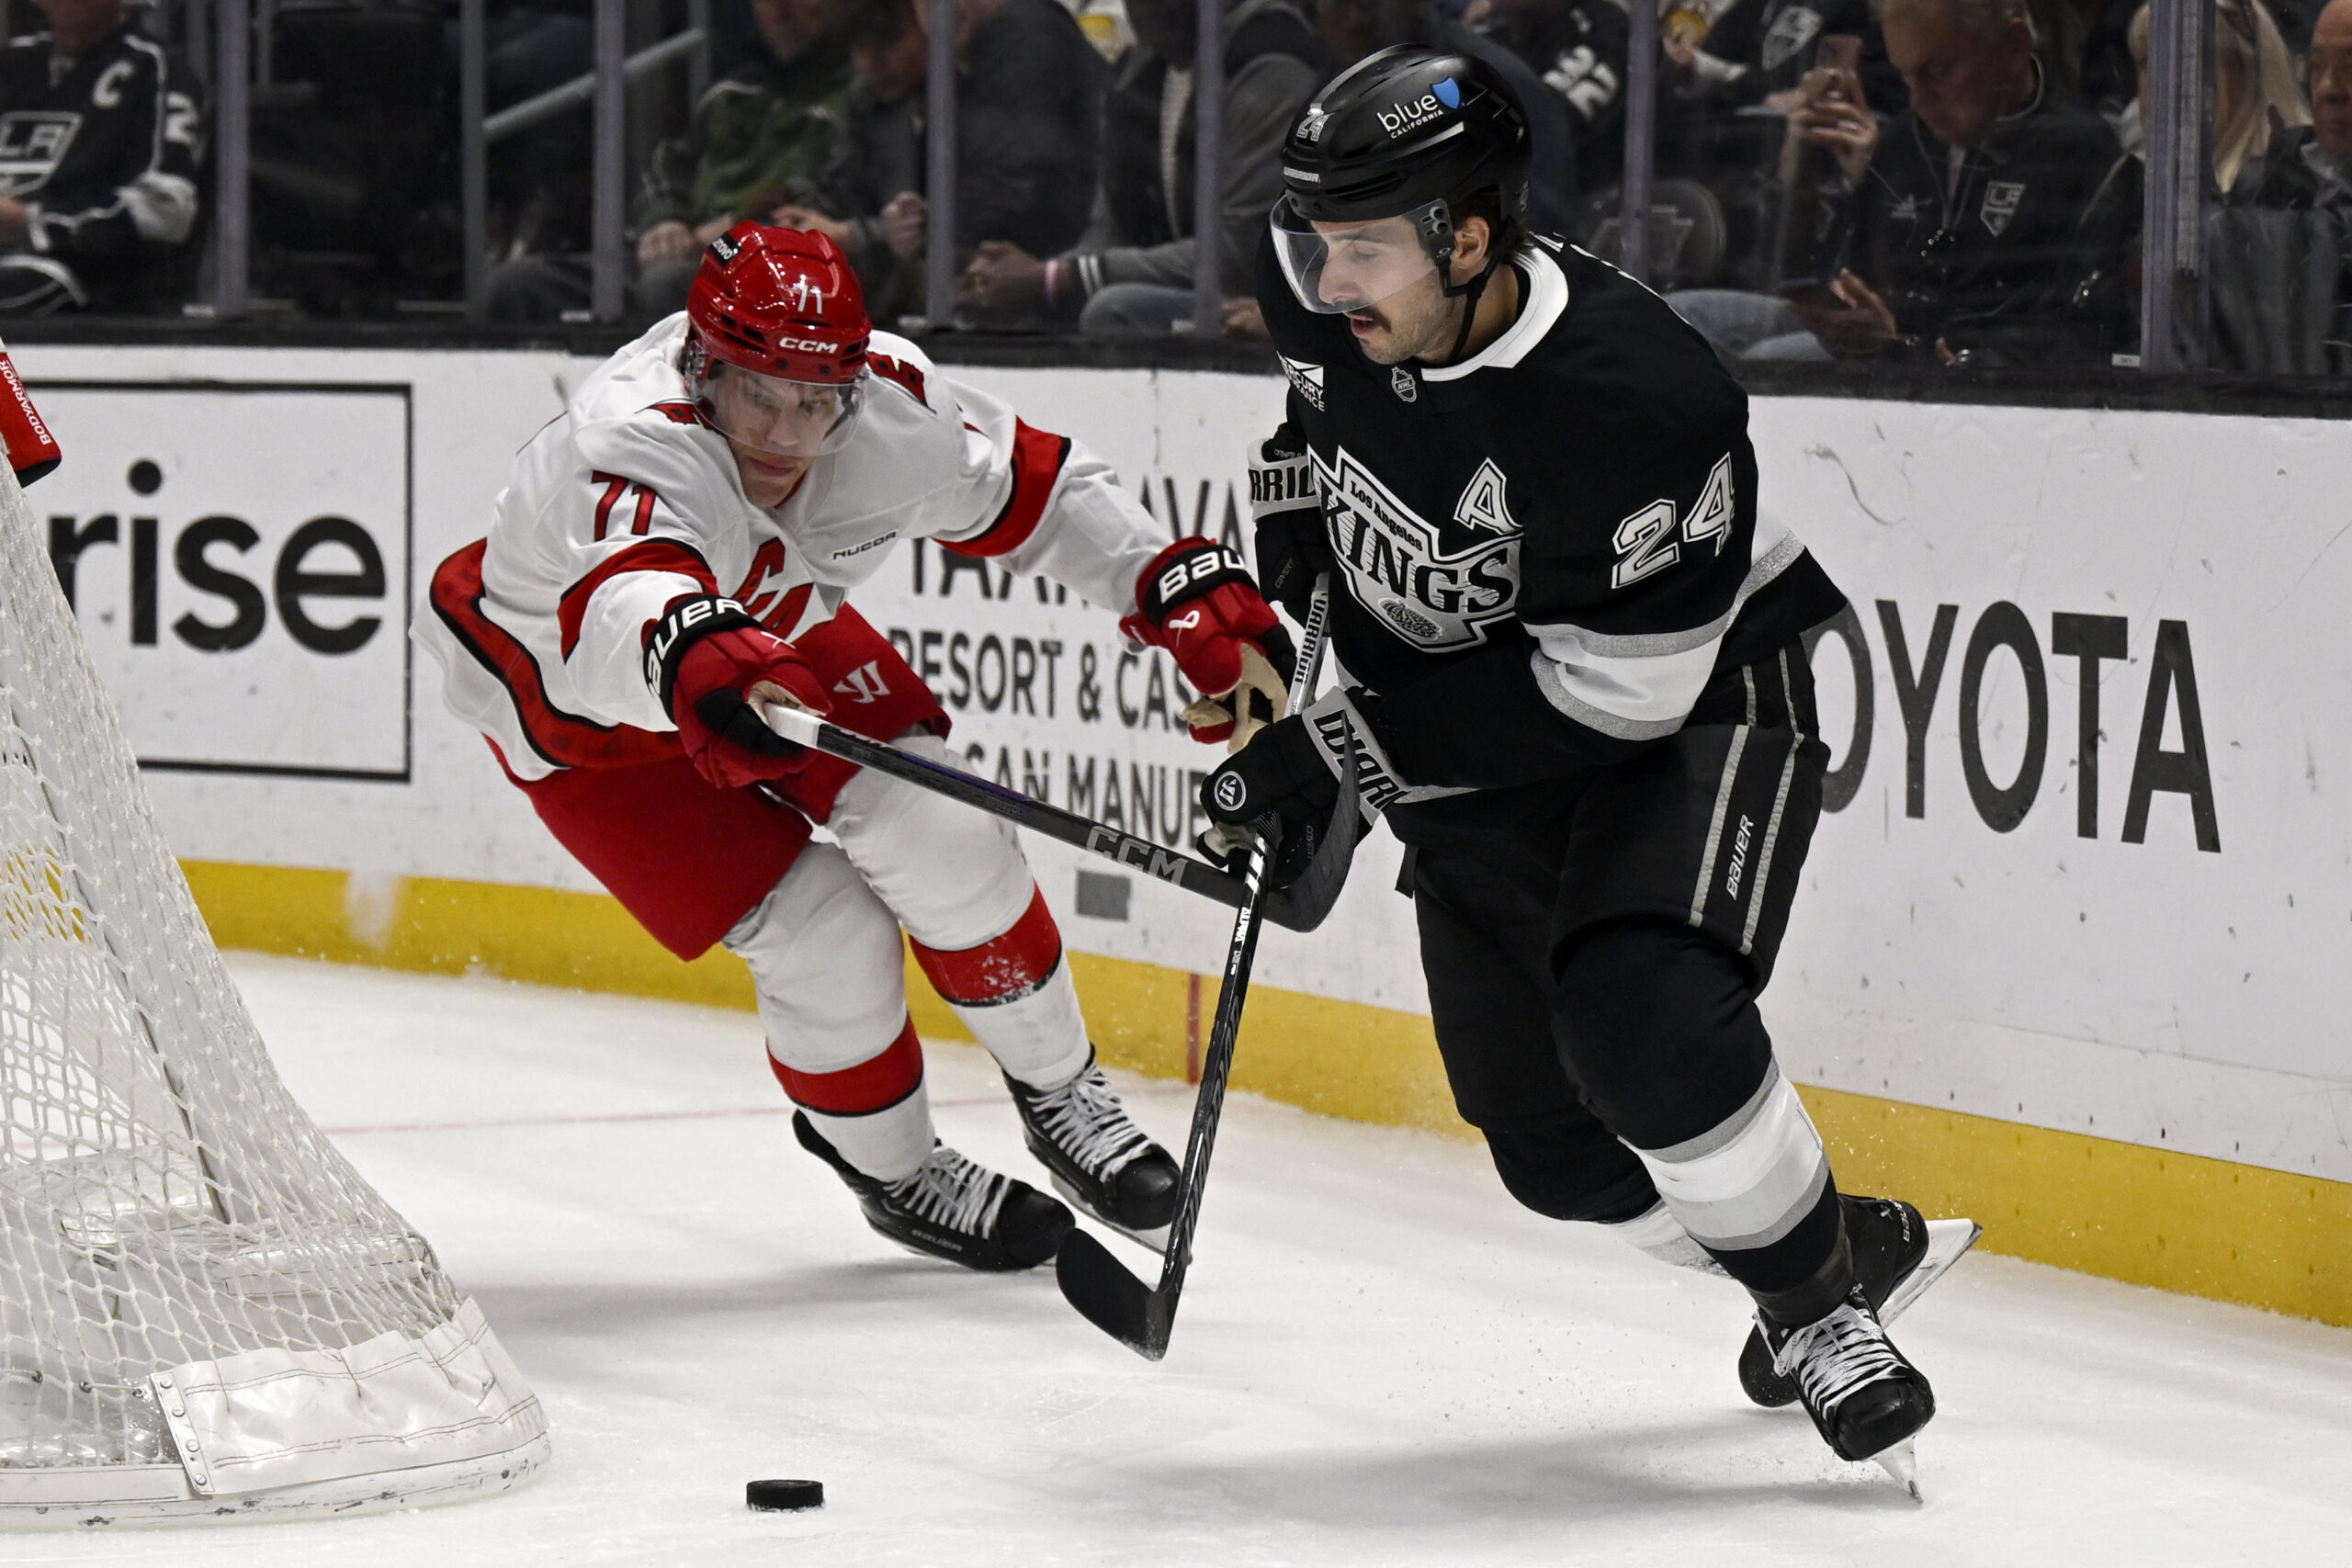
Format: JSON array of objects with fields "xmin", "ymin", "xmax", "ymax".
[{"xmin": 16, "ymin": 953, "xmax": 2346, "ymax": 1565}]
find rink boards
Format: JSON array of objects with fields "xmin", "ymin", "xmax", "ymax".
[{"xmin": 12, "ymin": 338, "xmax": 2348, "ymax": 1328}]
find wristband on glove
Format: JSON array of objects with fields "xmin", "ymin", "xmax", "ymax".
[
  {"xmin": 643, "ymin": 594, "xmax": 763, "ymax": 715},
  {"xmin": 1119, "ymin": 536, "xmax": 1296, "ymax": 750},
  {"xmin": 645, "ymin": 594, "xmax": 834, "ymax": 789}
]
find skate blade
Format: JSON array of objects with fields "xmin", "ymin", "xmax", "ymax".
[
  {"xmin": 1882, "ymin": 1219, "xmax": 1984, "ymax": 1325},
  {"xmin": 1049, "ymin": 1174, "xmax": 1170, "ymax": 1256},
  {"xmin": 1870, "ymin": 1437, "xmax": 1922, "ymax": 1501}
]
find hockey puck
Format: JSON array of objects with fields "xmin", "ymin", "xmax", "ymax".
[{"xmin": 746, "ymin": 1478, "xmax": 824, "ymax": 1512}]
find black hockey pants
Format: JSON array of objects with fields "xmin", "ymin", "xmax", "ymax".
[{"xmin": 1391, "ymin": 644, "xmax": 1850, "ymax": 1321}]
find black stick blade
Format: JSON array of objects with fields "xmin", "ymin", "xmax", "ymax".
[{"xmin": 1055, "ymin": 1231, "xmax": 1170, "ymax": 1359}]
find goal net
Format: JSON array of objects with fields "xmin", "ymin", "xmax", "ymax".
[{"xmin": 0, "ymin": 460, "xmax": 546, "ymax": 1526}]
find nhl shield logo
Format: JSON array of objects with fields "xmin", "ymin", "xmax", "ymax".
[
  {"xmin": 1390, "ymin": 365, "xmax": 1419, "ymax": 403},
  {"xmin": 1980, "ymin": 180, "xmax": 2026, "ymax": 237}
]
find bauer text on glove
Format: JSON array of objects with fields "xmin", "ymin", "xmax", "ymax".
[
  {"xmin": 1120, "ymin": 536, "xmax": 1296, "ymax": 750},
  {"xmin": 645, "ymin": 595, "xmax": 834, "ymax": 788}
]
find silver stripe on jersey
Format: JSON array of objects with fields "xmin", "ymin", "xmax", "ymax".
[{"xmin": 1522, "ymin": 520, "xmax": 1808, "ymax": 736}]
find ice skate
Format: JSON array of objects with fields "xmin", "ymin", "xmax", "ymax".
[
  {"xmin": 1740, "ymin": 1195, "xmax": 1980, "ymax": 1407},
  {"xmin": 1759, "ymin": 1284, "xmax": 1936, "ymax": 1474},
  {"xmin": 793, "ymin": 1111, "xmax": 1072, "ymax": 1271},
  {"xmin": 1004, "ymin": 1050, "xmax": 1180, "ymax": 1249}
]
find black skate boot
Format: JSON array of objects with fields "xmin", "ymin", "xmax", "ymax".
[
  {"xmin": 1739, "ymin": 1194, "xmax": 1981, "ymax": 1407},
  {"xmin": 792, "ymin": 1111, "xmax": 1071, "ymax": 1271},
  {"xmin": 1758, "ymin": 1284, "xmax": 1936, "ymax": 1489},
  {"xmin": 1003, "ymin": 1051, "xmax": 1180, "ymax": 1248}
]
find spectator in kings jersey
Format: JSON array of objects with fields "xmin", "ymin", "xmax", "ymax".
[{"xmin": 0, "ymin": 0, "xmax": 204, "ymax": 314}]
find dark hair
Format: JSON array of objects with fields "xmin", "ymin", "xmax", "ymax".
[
  {"xmin": 833, "ymin": 0, "xmax": 916, "ymax": 51},
  {"xmin": 1450, "ymin": 186, "xmax": 1523, "ymax": 265}
]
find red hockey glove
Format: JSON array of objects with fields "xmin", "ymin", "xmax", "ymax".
[
  {"xmin": 1119, "ymin": 536, "xmax": 1296, "ymax": 751},
  {"xmin": 643, "ymin": 596, "xmax": 833, "ymax": 789}
]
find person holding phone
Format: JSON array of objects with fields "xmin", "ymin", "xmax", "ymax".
[{"xmin": 1668, "ymin": 0, "xmax": 2136, "ymax": 367}]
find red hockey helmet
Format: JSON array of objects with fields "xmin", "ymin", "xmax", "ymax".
[{"xmin": 685, "ymin": 222, "xmax": 872, "ymax": 459}]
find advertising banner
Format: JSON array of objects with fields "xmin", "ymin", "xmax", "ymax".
[
  {"xmin": 7, "ymin": 340, "xmax": 2346, "ymax": 1183},
  {"xmin": 27, "ymin": 381, "xmax": 412, "ymax": 780}
]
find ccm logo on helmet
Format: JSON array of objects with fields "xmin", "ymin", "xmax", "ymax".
[
  {"xmin": 1377, "ymin": 77, "xmax": 1463, "ymax": 138},
  {"xmin": 775, "ymin": 337, "xmax": 840, "ymax": 353}
]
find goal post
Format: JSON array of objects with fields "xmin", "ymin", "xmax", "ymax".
[{"xmin": 0, "ymin": 436, "xmax": 547, "ymax": 1525}]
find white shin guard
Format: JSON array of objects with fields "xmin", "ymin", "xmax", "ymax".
[
  {"xmin": 949, "ymin": 962, "xmax": 1092, "ymax": 1090},
  {"xmin": 797, "ymin": 1077, "xmax": 934, "ymax": 1184}
]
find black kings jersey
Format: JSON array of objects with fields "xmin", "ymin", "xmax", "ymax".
[
  {"xmin": 0, "ymin": 23, "xmax": 202, "ymax": 298},
  {"xmin": 1257, "ymin": 231, "xmax": 1846, "ymax": 792}
]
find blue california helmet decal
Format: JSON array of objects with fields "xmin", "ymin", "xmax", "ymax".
[{"xmin": 1433, "ymin": 77, "xmax": 1461, "ymax": 108}]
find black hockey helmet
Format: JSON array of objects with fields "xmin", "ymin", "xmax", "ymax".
[{"xmin": 1272, "ymin": 47, "xmax": 1532, "ymax": 317}]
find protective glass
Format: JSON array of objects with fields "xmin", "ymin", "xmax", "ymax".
[
  {"xmin": 1270, "ymin": 197, "xmax": 1441, "ymax": 314},
  {"xmin": 694, "ymin": 357, "xmax": 865, "ymax": 459}
]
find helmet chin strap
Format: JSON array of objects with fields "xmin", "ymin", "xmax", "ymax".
[{"xmin": 1432, "ymin": 251, "xmax": 1501, "ymax": 367}]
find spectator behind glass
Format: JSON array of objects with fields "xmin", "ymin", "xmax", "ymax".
[
  {"xmin": 1669, "ymin": 0, "xmax": 2136, "ymax": 367},
  {"xmin": 2125, "ymin": 0, "xmax": 2308, "ymax": 204},
  {"xmin": 1313, "ymin": 0, "xmax": 1577, "ymax": 231},
  {"xmin": 2147, "ymin": 0, "xmax": 2345, "ymax": 374},
  {"xmin": 483, "ymin": 0, "xmax": 851, "ymax": 323},
  {"xmin": 1470, "ymin": 0, "xmax": 1628, "ymax": 196},
  {"xmin": 0, "ymin": 0, "xmax": 203, "ymax": 315},
  {"xmin": 1661, "ymin": 0, "xmax": 1905, "ymax": 141},
  {"xmin": 775, "ymin": 0, "xmax": 1105, "ymax": 323},
  {"xmin": 2303, "ymin": 0, "xmax": 2352, "ymax": 197},
  {"xmin": 956, "ymin": 0, "xmax": 1327, "ymax": 335}
]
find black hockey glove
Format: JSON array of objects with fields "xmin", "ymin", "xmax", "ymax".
[
  {"xmin": 1202, "ymin": 711, "xmax": 1337, "ymax": 835},
  {"xmin": 1200, "ymin": 687, "xmax": 1466, "ymax": 886},
  {"xmin": 1247, "ymin": 426, "xmax": 1329, "ymax": 624}
]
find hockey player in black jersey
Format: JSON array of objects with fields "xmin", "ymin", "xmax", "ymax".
[
  {"xmin": 1201, "ymin": 47, "xmax": 1978, "ymax": 1484},
  {"xmin": 0, "ymin": 0, "xmax": 204, "ymax": 314}
]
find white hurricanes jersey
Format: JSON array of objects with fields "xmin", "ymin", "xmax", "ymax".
[{"xmin": 420, "ymin": 315, "xmax": 1164, "ymax": 779}]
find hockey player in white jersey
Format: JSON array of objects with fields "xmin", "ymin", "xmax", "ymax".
[{"xmin": 421, "ymin": 223, "xmax": 1293, "ymax": 1271}]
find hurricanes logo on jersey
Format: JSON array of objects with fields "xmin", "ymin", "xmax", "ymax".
[{"xmin": 1317, "ymin": 446, "xmax": 1520, "ymax": 652}]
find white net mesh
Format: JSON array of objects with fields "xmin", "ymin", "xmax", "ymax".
[{"xmin": 0, "ymin": 456, "xmax": 537, "ymax": 1518}]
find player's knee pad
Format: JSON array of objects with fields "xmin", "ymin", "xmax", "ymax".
[
  {"xmin": 1552, "ymin": 919, "xmax": 1774, "ymax": 1150},
  {"xmin": 726, "ymin": 843, "xmax": 907, "ymax": 1074},
  {"xmin": 910, "ymin": 885, "xmax": 1091, "ymax": 1088},
  {"xmin": 826, "ymin": 734, "xmax": 1035, "ymax": 951},
  {"xmin": 1481, "ymin": 1113, "xmax": 1657, "ymax": 1224}
]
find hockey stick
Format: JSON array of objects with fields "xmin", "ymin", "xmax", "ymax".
[
  {"xmin": 759, "ymin": 676, "xmax": 1356, "ymax": 934},
  {"xmin": 757, "ymin": 704, "xmax": 1262, "ymax": 916},
  {"xmin": 1052, "ymin": 576, "xmax": 1343, "ymax": 1359}
]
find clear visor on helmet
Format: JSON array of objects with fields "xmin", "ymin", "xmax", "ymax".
[
  {"xmin": 1271, "ymin": 196, "xmax": 1442, "ymax": 314},
  {"xmin": 694, "ymin": 356, "xmax": 865, "ymax": 460}
]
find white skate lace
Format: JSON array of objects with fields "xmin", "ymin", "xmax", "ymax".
[
  {"xmin": 1770, "ymin": 1300, "xmax": 1904, "ymax": 1419},
  {"xmin": 1025, "ymin": 1065, "xmax": 1150, "ymax": 1179},
  {"xmin": 884, "ymin": 1145, "xmax": 1011, "ymax": 1235}
]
